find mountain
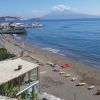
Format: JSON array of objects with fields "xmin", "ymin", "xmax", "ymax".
[{"xmin": 41, "ymin": 10, "xmax": 99, "ymax": 20}]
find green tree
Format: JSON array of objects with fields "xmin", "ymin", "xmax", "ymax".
[{"xmin": 0, "ymin": 48, "xmax": 15, "ymax": 61}]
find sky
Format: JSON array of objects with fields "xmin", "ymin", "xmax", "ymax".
[{"xmin": 0, "ymin": 0, "xmax": 100, "ymax": 18}]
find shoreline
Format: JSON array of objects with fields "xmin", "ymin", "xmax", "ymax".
[
  {"xmin": 0, "ymin": 34, "xmax": 100, "ymax": 99},
  {"xmin": 0, "ymin": 34, "xmax": 100, "ymax": 86},
  {"xmin": 16, "ymin": 34, "xmax": 100, "ymax": 70}
]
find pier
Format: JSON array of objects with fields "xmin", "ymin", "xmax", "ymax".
[
  {"xmin": 0, "ymin": 28, "xmax": 26, "ymax": 34},
  {"xmin": 0, "ymin": 22, "xmax": 44, "ymax": 34}
]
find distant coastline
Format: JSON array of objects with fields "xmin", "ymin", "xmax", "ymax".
[{"xmin": 0, "ymin": 16, "xmax": 24, "ymax": 21}]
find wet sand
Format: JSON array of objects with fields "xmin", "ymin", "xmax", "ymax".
[{"xmin": 0, "ymin": 34, "xmax": 100, "ymax": 100}]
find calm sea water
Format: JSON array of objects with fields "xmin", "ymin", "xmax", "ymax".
[{"xmin": 2, "ymin": 19, "xmax": 100, "ymax": 68}]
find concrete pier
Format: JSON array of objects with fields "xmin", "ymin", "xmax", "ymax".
[{"xmin": 0, "ymin": 29, "xmax": 26, "ymax": 34}]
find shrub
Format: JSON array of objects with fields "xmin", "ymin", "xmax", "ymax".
[{"xmin": 0, "ymin": 48, "xmax": 15, "ymax": 61}]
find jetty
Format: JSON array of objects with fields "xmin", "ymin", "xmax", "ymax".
[
  {"xmin": 0, "ymin": 28, "xmax": 26, "ymax": 34},
  {"xmin": 0, "ymin": 22, "xmax": 44, "ymax": 34}
]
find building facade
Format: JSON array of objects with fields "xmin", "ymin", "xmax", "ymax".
[{"xmin": 0, "ymin": 58, "xmax": 39, "ymax": 100}]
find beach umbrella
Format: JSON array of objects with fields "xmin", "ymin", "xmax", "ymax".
[{"xmin": 61, "ymin": 64, "xmax": 71, "ymax": 68}]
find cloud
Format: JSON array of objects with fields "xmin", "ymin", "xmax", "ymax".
[
  {"xmin": 31, "ymin": 10, "xmax": 49, "ymax": 17},
  {"xmin": 31, "ymin": 10, "xmax": 42, "ymax": 17},
  {"xmin": 51, "ymin": 4, "xmax": 73, "ymax": 12},
  {"xmin": 30, "ymin": 5, "xmax": 74, "ymax": 17}
]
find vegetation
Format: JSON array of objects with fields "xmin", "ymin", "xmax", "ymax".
[
  {"xmin": 0, "ymin": 48, "xmax": 15, "ymax": 61},
  {"xmin": 0, "ymin": 80, "xmax": 18, "ymax": 98},
  {"xmin": 20, "ymin": 90, "xmax": 38, "ymax": 100}
]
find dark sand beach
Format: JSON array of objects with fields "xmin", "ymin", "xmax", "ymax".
[{"xmin": 0, "ymin": 34, "xmax": 100, "ymax": 100}]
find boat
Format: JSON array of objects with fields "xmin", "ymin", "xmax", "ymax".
[{"xmin": 30, "ymin": 23, "xmax": 44, "ymax": 28}]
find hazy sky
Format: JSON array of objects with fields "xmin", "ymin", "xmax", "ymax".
[{"xmin": 0, "ymin": 0, "xmax": 100, "ymax": 17}]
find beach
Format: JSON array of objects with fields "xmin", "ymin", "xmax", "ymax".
[{"xmin": 0, "ymin": 34, "xmax": 100, "ymax": 100}]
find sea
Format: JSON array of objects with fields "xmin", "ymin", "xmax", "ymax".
[{"xmin": 1, "ymin": 18, "xmax": 100, "ymax": 68}]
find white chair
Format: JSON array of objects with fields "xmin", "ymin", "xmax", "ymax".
[{"xmin": 64, "ymin": 74, "xmax": 71, "ymax": 77}]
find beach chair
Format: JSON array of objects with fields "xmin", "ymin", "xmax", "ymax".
[
  {"xmin": 88, "ymin": 85, "xmax": 95, "ymax": 90},
  {"xmin": 64, "ymin": 74, "xmax": 71, "ymax": 77},
  {"xmin": 48, "ymin": 61, "xmax": 56, "ymax": 67},
  {"xmin": 36, "ymin": 59, "xmax": 40, "ymax": 63},
  {"xmin": 96, "ymin": 89, "xmax": 100, "ymax": 95},
  {"xmin": 71, "ymin": 77, "xmax": 77, "ymax": 81},
  {"xmin": 59, "ymin": 71, "xmax": 65, "ymax": 74},
  {"xmin": 76, "ymin": 79, "xmax": 86, "ymax": 86},
  {"xmin": 52, "ymin": 68, "xmax": 60, "ymax": 72},
  {"xmin": 76, "ymin": 82, "xmax": 86, "ymax": 86}
]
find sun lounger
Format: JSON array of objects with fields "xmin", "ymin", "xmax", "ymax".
[
  {"xmin": 77, "ymin": 82, "xmax": 86, "ymax": 86},
  {"xmin": 52, "ymin": 68, "xmax": 60, "ymax": 72},
  {"xmin": 71, "ymin": 77, "xmax": 77, "ymax": 81},
  {"xmin": 37, "ymin": 61, "xmax": 44, "ymax": 65},
  {"xmin": 48, "ymin": 61, "xmax": 56, "ymax": 67},
  {"xmin": 88, "ymin": 85, "xmax": 95, "ymax": 90},
  {"xmin": 96, "ymin": 89, "xmax": 100, "ymax": 95},
  {"xmin": 35, "ymin": 59, "xmax": 43, "ymax": 65},
  {"xmin": 64, "ymin": 74, "xmax": 71, "ymax": 77},
  {"xmin": 36, "ymin": 60, "xmax": 40, "ymax": 63},
  {"xmin": 59, "ymin": 71, "xmax": 65, "ymax": 74}
]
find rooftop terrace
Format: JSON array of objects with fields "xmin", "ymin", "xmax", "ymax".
[{"xmin": 0, "ymin": 58, "xmax": 38, "ymax": 85}]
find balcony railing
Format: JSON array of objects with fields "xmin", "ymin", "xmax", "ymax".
[{"xmin": 17, "ymin": 81, "xmax": 39, "ymax": 100}]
